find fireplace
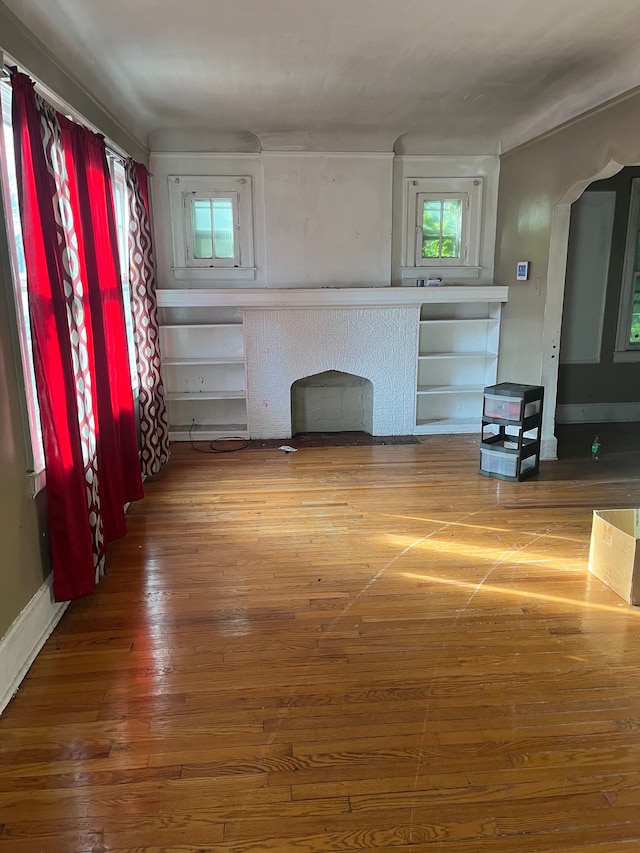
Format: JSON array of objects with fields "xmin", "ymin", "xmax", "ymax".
[
  {"xmin": 291, "ymin": 370, "xmax": 374, "ymax": 434},
  {"xmin": 244, "ymin": 307, "xmax": 418, "ymax": 439}
]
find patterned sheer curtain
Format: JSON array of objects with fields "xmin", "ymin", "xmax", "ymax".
[
  {"xmin": 125, "ymin": 160, "xmax": 170, "ymax": 477},
  {"xmin": 11, "ymin": 71, "xmax": 156, "ymax": 601}
]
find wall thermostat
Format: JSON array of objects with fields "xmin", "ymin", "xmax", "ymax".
[{"xmin": 516, "ymin": 261, "xmax": 530, "ymax": 281}]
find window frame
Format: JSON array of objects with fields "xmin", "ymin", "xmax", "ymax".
[
  {"xmin": 402, "ymin": 177, "xmax": 483, "ymax": 280},
  {"xmin": 168, "ymin": 175, "xmax": 255, "ymax": 281},
  {"xmin": 0, "ymin": 76, "xmax": 46, "ymax": 494},
  {"xmin": 614, "ymin": 176, "xmax": 640, "ymax": 362}
]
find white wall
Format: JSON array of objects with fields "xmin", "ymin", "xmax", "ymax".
[
  {"xmin": 150, "ymin": 149, "xmax": 500, "ymax": 291},
  {"xmin": 262, "ymin": 152, "xmax": 393, "ymax": 287}
]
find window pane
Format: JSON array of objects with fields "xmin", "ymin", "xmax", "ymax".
[
  {"xmin": 212, "ymin": 198, "xmax": 234, "ymax": 259},
  {"xmin": 631, "ymin": 273, "xmax": 640, "ymax": 344},
  {"xmin": 422, "ymin": 238, "xmax": 441, "ymax": 258},
  {"xmin": 442, "ymin": 199, "xmax": 462, "ymax": 259},
  {"xmin": 191, "ymin": 200, "xmax": 214, "ymax": 259},
  {"xmin": 421, "ymin": 198, "xmax": 462, "ymax": 260},
  {"xmin": 109, "ymin": 158, "xmax": 139, "ymax": 390},
  {"xmin": 422, "ymin": 200, "xmax": 442, "ymax": 258}
]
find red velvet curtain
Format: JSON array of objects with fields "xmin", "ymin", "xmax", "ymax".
[
  {"xmin": 60, "ymin": 119, "xmax": 143, "ymax": 539},
  {"xmin": 12, "ymin": 72, "xmax": 143, "ymax": 601}
]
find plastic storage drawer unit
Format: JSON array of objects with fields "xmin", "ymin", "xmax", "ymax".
[
  {"xmin": 480, "ymin": 447, "xmax": 537, "ymax": 480},
  {"xmin": 480, "ymin": 382, "xmax": 544, "ymax": 482}
]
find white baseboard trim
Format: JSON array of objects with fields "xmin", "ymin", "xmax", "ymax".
[
  {"xmin": 555, "ymin": 402, "xmax": 640, "ymax": 424},
  {"xmin": 0, "ymin": 574, "xmax": 68, "ymax": 716},
  {"xmin": 541, "ymin": 436, "xmax": 558, "ymax": 461}
]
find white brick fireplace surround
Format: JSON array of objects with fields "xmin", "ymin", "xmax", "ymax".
[
  {"xmin": 244, "ymin": 307, "xmax": 418, "ymax": 438},
  {"xmin": 157, "ymin": 286, "xmax": 509, "ymax": 440}
]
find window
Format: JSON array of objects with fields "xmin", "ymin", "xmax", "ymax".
[
  {"xmin": 168, "ymin": 175, "xmax": 254, "ymax": 280},
  {"xmin": 615, "ymin": 177, "xmax": 640, "ymax": 361},
  {"xmin": 402, "ymin": 177, "xmax": 483, "ymax": 279},
  {"xmin": 109, "ymin": 156, "xmax": 139, "ymax": 390},
  {"xmin": 190, "ymin": 196, "xmax": 236, "ymax": 263},
  {"xmin": 419, "ymin": 195, "xmax": 463, "ymax": 261},
  {"xmin": 0, "ymin": 77, "xmax": 46, "ymax": 487}
]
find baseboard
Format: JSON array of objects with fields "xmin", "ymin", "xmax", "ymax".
[
  {"xmin": 541, "ymin": 435, "xmax": 558, "ymax": 461},
  {"xmin": 0, "ymin": 574, "xmax": 68, "ymax": 716},
  {"xmin": 555, "ymin": 402, "xmax": 640, "ymax": 424}
]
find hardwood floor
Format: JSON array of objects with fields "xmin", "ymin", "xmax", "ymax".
[{"xmin": 2, "ymin": 432, "xmax": 640, "ymax": 852}]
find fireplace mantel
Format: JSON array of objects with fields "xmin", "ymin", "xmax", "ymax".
[
  {"xmin": 158, "ymin": 285, "xmax": 508, "ymax": 441},
  {"xmin": 157, "ymin": 285, "xmax": 508, "ymax": 309}
]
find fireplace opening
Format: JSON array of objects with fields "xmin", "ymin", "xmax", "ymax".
[{"xmin": 291, "ymin": 370, "xmax": 373, "ymax": 434}]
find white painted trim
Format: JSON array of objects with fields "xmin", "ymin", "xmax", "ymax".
[
  {"xmin": 401, "ymin": 266, "xmax": 481, "ymax": 281},
  {"xmin": 556, "ymin": 402, "xmax": 640, "ymax": 424},
  {"xmin": 541, "ymin": 436, "xmax": 558, "ymax": 461},
  {"xmin": 615, "ymin": 180, "xmax": 640, "ymax": 354},
  {"xmin": 613, "ymin": 350, "xmax": 640, "ymax": 363},
  {"xmin": 260, "ymin": 151, "xmax": 395, "ymax": 159},
  {"xmin": 395, "ymin": 155, "xmax": 500, "ymax": 162},
  {"xmin": 0, "ymin": 574, "xmax": 68, "ymax": 716},
  {"xmin": 173, "ymin": 267, "xmax": 257, "ymax": 282},
  {"xmin": 541, "ymin": 160, "xmax": 625, "ymax": 467},
  {"xmin": 541, "ymin": 204, "xmax": 576, "ymax": 456},
  {"xmin": 28, "ymin": 468, "xmax": 46, "ymax": 498},
  {"xmin": 150, "ymin": 152, "xmax": 261, "ymax": 160},
  {"xmin": 157, "ymin": 285, "xmax": 508, "ymax": 309}
]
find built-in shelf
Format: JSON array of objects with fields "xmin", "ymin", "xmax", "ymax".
[
  {"xmin": 417, "ymin": 385, "xmax": 484, "ymax": 395},
  {"xmin": 161, "ymin": 322, "xmax": 243, "ymax": 329},
  {"xmin": 415, "ymin": 417, "xmax": 481, "ymax": 435},
  {"xmin": 418, "ymin": 351, "xmax": 497, "ymax": 359},
  {"xmin": 169, "ymin": 423, "xmax": 249, "ymax": 441},
  {"xmin": 156, "ymin": 286, "xmax": 508, "ymax": 441},
  {"xmin": 415, "ymin": 297, "xmax": 505, "ymax": 433},
  {"xmin": 160, "ymin": 316, "xmax": 248, "ymax": 440},
  {"xmin": 165, "ymin": 391, "xmax": 246, "ymax": 401},
  {"xmin": 419, "ymin": 317, "xmax": 497, "ymax": 325},
  {"xmin": 162, "ymin": 357, "xmax": 245, "ymax": 366}
]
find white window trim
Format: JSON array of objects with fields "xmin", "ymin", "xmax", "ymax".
[
  {"xmin": 402, "ymin": 177, "xmax": 483, "ymax": 280},
  {"xmin": 0, "ymin": 76, "xmax": 46, "ymax": 492},
  {"xmin": 168, "ymin": 175, "xmax": 255, "ymax": 281},
  {"xmin": 614, "ymin": 177, "xmax": 640, "ymax": 362}
]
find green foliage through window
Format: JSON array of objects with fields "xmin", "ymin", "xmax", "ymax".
[
  {"xmin": 631, "ymin": 273, "xmax": 640, "ymax": 344},
  {"xmin": 421, "ymin": 198, "xmax": 462, "ymax": 259}
]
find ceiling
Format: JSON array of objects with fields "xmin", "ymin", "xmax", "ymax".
[{"xmin": 5, "ymin": 0, "xmax": 640, "ymax": 154}]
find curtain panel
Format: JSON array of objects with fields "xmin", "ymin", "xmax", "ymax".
[
  {"xmin": 125, "ymin": 160, "xmax": 170, "ymax": 477},
  {"xmin": 11, "ymin": 72, "xmax": 147, "ymax": 601}
]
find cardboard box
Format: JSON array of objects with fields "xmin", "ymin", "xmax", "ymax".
[{"xmin": 588, "ymin": 509, "xmax": 640, "ymax": 605}]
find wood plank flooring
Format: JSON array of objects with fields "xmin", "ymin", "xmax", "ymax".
[{"xmin": 2, "ymin": 432, "xmax": 640, "ymax": 852}]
